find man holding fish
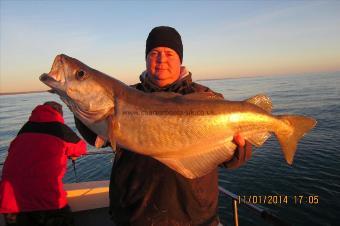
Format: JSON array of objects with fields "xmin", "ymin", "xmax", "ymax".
[
  {"xmin": 40, "ymin": 26, "xmax": 316, "ymax": 226},
  {"xmin": 74, "ymin": 26, "xmax": 252, "ymax": 226}
]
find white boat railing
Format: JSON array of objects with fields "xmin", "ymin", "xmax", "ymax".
[{"xmin": 218, "ymin": 186, "xmax": 291, "ymax": 226}]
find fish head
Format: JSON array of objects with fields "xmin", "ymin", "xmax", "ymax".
[{"xmin": 40, "ymin": 54, "xmax": 114, "ymax": 126}]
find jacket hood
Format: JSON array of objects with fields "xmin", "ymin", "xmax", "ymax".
[{"xmin": 28, "ymin": 105, "xmax": 64, "ymax": 123}]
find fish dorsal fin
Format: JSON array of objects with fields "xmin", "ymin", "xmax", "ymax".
[
  {"xmin": 151, "ymin": 92, "xmax": 182, "ymax": 99},
  {"xmin": 180, "ymin": 92, "xmax": 223, "ymax": 100},
  {"xmin": 152, "ymin": 92, "xmax": 221, "ymax": 101},
  {"xmin": 245, "ymin": 94, "xmax": 272, "ymax": 113},
  {"xmin": 152, "ymin": 92, "xmax": 223, "ymax": 103},
  {"xmin": 154, "ymin": 138, "xmax": 237, "ymax": 179}
]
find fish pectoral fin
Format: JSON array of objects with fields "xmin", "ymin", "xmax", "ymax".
[
  {"xmin": 154, "ymin": 141, "xmax": 237, "ymax": 179},
  {"xmin": 245, "ymin": 94, "xmax": 272, "ymax": 113},
  {"xmin": 95, "ymin": 136, "xmax": 107, "ymax": 148},
  {"xmin": 107, "ymin": 115, "xmax": 120, "ymax": 152},
  {"xmin": 110, "ymin": 139, "xmax": 117, "ymax": 152}
]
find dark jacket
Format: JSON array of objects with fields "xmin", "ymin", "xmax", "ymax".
[
  {"xmin": 74, "ymin": 73, "xmax": 248, "ymax": 226},
  {"xmin": 0, "ymin": 105, "xmax": 87, "ymax": 213}
]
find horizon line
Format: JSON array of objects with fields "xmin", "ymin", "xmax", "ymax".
[{"xmin": 1, "ymin": 70, "xmax": 339, "ymax": 95}]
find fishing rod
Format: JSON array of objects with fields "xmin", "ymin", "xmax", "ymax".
[
  {"xmin": 71, "ymin": 150, "xmax": 113, "ymax": 182},
  {"xmin": 82, "ymin": 150, "xmax": 114, "ymax": 156},
  {"xmin": 72, "ymin": 159, "xmax": 78, "ymax": 182},
  {"xmin": 0, "ymin": 150, "xmax": 114, "ymax": 184}
]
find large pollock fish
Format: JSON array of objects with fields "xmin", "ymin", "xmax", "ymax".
[{"xmin": 40, "ymin": 54, "xmax": 317, "ymax": 179}]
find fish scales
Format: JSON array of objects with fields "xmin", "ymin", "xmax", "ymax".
[{"xmin": 40, "ymin": 54, "xmax": 317, "ymax": 178}]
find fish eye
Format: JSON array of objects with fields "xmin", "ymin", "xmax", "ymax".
[{"xmin": 75, "ymin": 70, "xmax": 86, "ymax": 80}]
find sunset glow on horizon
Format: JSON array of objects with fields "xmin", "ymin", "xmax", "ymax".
[{"xmin": 1, "ymin": 0, "xmax": 339, "ymax": 93}]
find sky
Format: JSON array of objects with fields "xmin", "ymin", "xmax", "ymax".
[{"xmin": 0, "ymin": 0, "xmax": 339, "ymax": 93}]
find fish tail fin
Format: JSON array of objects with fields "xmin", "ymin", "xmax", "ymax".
[{"xmin": 276, "ymin": 115, "xmax": 317, "ymax": 164}]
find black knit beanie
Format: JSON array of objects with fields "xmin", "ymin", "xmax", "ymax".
[
  {"xmin": 43, "ymin": 101, "xmax": 63, "ymax": 116},
  {"xmin": 145, "ymin": 26, "xmax": 183, "ymax": 63}
]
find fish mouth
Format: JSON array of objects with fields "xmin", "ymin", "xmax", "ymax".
[
  {"xmin": 40, "ymin": 54, "xmax": 67, "ymax": 92},
  {"xmin": 40, "ymin": 73, "xmax": 72, "ymax": 110},
  {"xmin": 39, "ymin": 73, "xmax": 65, "ymax": 93}
]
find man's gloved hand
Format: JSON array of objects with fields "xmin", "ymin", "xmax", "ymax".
[{"xmin": 224, "ymin": 134, "xmax": 252, "ymax": 169}]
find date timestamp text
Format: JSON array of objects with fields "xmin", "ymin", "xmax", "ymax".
[{"xmin": 237, "ymin": 195, "xmax": 319, "ymax": 205}]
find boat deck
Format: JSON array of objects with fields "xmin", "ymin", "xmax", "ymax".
[{"xmin": 65, "ymin": 180, "xmax": 113, "ymax": 225}]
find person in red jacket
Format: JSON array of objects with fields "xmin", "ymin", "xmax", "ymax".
[{"xmin": 0, "ymin": 101, "xmax": 87, "ymax": 226}]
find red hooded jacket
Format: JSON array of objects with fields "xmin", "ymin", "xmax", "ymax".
[{"xmin": 0, "ymin": 104, "xmax": 87, "ymax": 213}]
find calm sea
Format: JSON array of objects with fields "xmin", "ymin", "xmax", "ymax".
[{"xmin": 0, "ymin": 73, "xmax": 339, "ymax": 226}]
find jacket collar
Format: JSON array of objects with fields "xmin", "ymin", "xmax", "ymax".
[{"xmin": 139, "ymin": 66, "xmax": 193, "ymax": 92}]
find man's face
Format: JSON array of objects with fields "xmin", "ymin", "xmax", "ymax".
[{"xmin": 146, "ymin": 47, "xmax": 181, "ymax": 87}]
